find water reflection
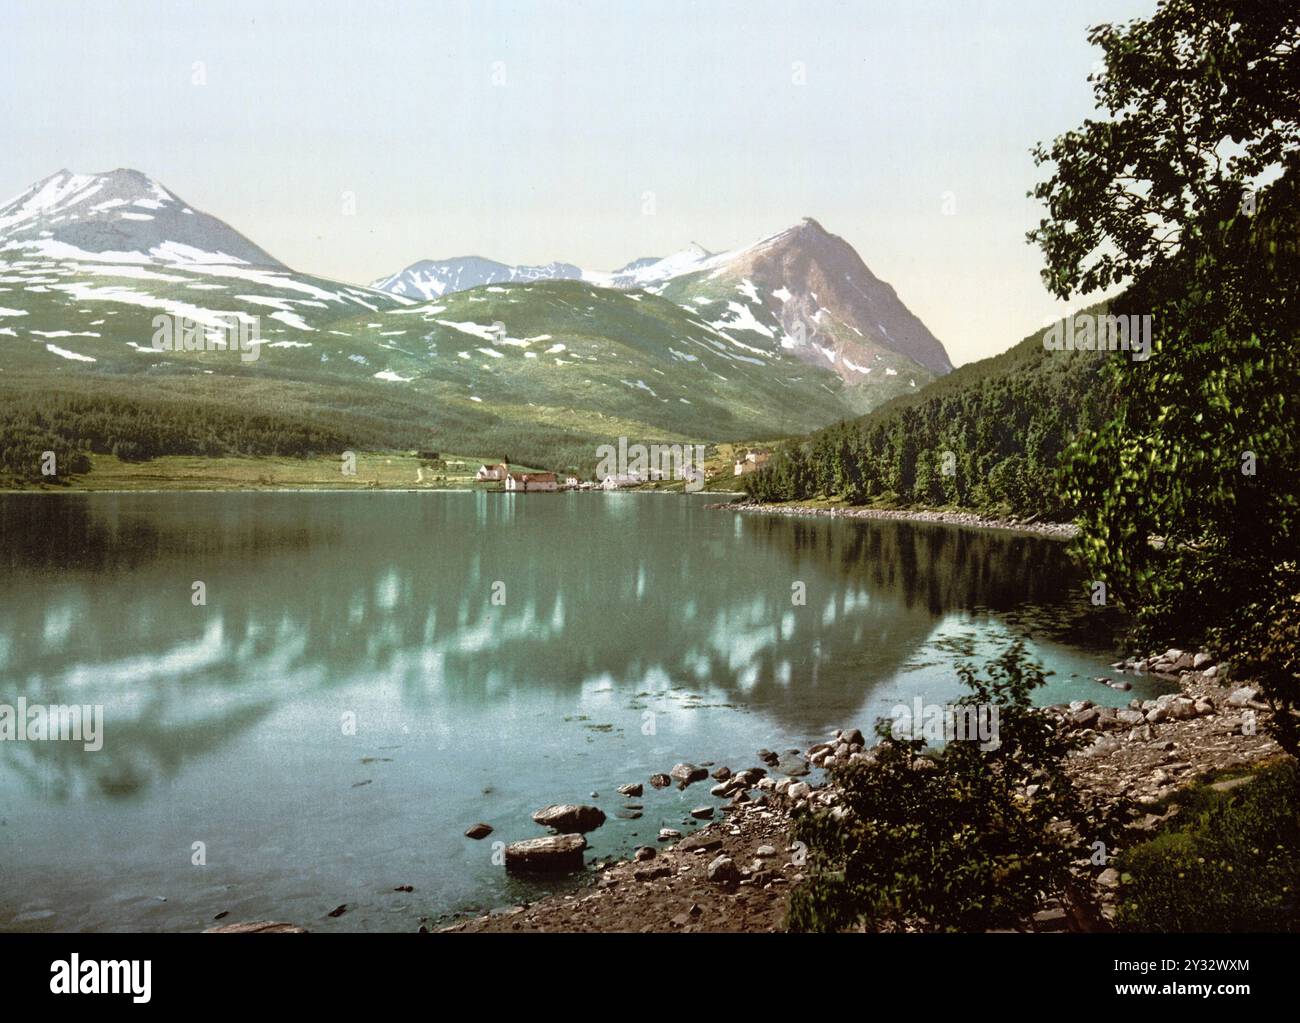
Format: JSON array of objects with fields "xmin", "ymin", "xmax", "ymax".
[{"xmin": 0, "ymin": 493, "xmax": 1120, "ymax": 802}]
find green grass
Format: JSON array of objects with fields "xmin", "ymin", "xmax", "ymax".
[{"xmin": 4, "ymin": 450, "xmax": 547, "ymax": 492}]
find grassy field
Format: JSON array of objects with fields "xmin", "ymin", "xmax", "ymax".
[{"xmin": 2, "ymin": 451, "xmax": 552, "ymax": 492}]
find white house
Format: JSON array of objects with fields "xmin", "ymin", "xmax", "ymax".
[
  {"xmin": 505, "ymin": 471, "xmax": 558, "ymax": 492},
  {"xmin": 599, "ymin": 472, "xmax": 642, "ymax": 490},
  {"xmin": 475, "ymin": 462, "xmax": 508, "ymax": 481},
  {"xmin": 733, "ymin": 450, "xmax": 771, "ymax": 476}
]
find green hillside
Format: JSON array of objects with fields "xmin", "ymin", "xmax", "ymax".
[
  {"xmin": 0, "ymin": 258, "xmax": 869, "ymax": 483},
  {"xmin": 741, "ymin": 309, "xmax": 1115, "ymax": 518}
]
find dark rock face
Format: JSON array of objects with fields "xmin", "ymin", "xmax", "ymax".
[{"xmin": 464, "ymin": 822, "xmax": 493, "ymax": 840}]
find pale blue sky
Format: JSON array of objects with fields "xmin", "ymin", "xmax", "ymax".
[{"xmin": 1, "ymin": 0, "xmax": 1152, "ymax": 364}]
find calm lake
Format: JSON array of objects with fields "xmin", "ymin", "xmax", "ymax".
[{"xmin": 0, "ymin": 492, "xmax": 1167, "ymax": 932}]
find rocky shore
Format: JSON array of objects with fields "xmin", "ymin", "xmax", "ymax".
[
  {"xmin": 440, "ymin": 656, "xmax": 1280, "ymax": 934},
  {"xmin": 707, "ymin": 500, "xmax": 1079, "ymax": 540},
  {"xmin": 204, "ymin": 653, "xmax": 1280, "ymax": 934}
]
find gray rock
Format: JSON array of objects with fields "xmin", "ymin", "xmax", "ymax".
[
  {"xmin": 649, "ymin": 773, "xmax": 672, "ymax": 788},
  {"xmin": 787, "ymin": 781, "xmax": 812, "ymax": 800},
  {"xmin": 670, "ymin": 763, "xmax": 709, "ymax": 785},
  {"xmin": 634, "ymin": 846, "xmax": 656, "ymax": 861},
  {"xmin": 775, "ymin": 754, "xmax": 810, "ymax": 777},
  {"xmin": 464, "ymin": 822, "xmax": 493, "ymax": 840},
  {"xmin": 504, "ymin": 834, "xmax": 587, "ymax": 874},
  {"xmin": 1072, "ymin": 708, "xmax": 1101, "ymax": 729},
  {"xmin": 531, "ymin": 803, "xmax": 606, "ymax": 834},
  {"xmin": 710, "ymin": 766, "xmax": 731, "ymax": 781},
  {"xmin": 1193, "ymin": 652, "xmax": 1214, "ymax": 669},
  {"xmin": 617, "ymin": 783, "xmax": 643, "ymax": 797},
  {"xmin": 658, "ymin": 828, "xmax": 682, "ymax": 842},
  {"xmin": 1116, "ymin": 709, "xmax": 1146, "ymax": 726},
  {"xmin": 689, "ymin": 806, "xmax": 714, "ymax": 820},
  {"xmin": 841, "ymin": 728, "xmax": 865, "ymax": 746},
  {"xmin": 1227, "ymin": 686, "xmax": 1259, "ymax": 707},
  {"xmin": 707, "ymin": 855, "xmax": 740, "ymax": 885}
]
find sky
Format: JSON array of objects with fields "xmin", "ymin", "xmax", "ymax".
[{"xmin": 0, "ymin": 0, "xmax": 1155, "ymax": 366}]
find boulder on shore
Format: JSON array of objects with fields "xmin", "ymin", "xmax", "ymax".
[
  {"xmin": 707, "ymin": 855, "xmax": 740, "ymax": 885},
  {"xmin": 670, "ymin": 763, "xmax": 709, "ymax": 785},
  {"xmin": 464, "ymin": 822, "xmax": 494, "ymax": 840},
  {"xmin": 504, "ymin": 834, "xmax": 587, "ymax": 874},
  {"xmin": 531, "ymin": 803, "xmax": 606, "ymax": 834}
]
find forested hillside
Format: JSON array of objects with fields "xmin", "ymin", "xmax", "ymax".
[{"xmin": 742, "ymin": 308, "xmax": 1114, "ymax": 518}]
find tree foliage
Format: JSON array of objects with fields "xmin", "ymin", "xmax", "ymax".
[
  {"xmin": 743, "ymin": 326, "xmax": 1111, "ymax": 518},
  {"xmin": 1030, "ymin": 0, "xmax": 1300, "ymax": 743},
  {"xmin": 788, "ymin": 644, "xmax": 1097, "ymax": 932}
]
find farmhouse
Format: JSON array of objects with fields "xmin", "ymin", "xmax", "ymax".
[
  {"xmin": 733, "ymin": 450, "xmax": 771, "ymax": 476},
  {"xmin": 505, "ymin": 471, "xmax": 558, "ymax": 492},
  {"xmin": 475, "ymin": 462, "xmax": 508, "ymax": 481}
]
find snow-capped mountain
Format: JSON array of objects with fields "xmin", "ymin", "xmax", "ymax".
[
  {"xmin": 0, "ymin": 168, "xmax": 950, "ymax": 461},
  {"xmin": 0, "ymin": 168, "xmax": 409, "ymax": 357},
  {"xmin": 0, "ymin": 169, "xmax": 286, "ymax": 267},
  {"xmin": 372, "ymin": 256, "xmax": 582, "ymax": 299},
  {"xmin": 649, "ymin": 218, "xmax": 954, "ymax": 380},
  {"xmin": 372, "ymin": 218, "xmax": 953, "ymax": 395}
]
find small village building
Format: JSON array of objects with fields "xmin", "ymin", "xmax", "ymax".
[
  {"xmin": 599, "ymin": 472, "xmax": 642, "ymax": 490},
  {"xmin": 733, "ymin": 450, "xmax": 771, "ymax": 476},
  {"xmin": 475, "ymin": 462, "xmax": 508, "ymax": 481},
  {"xmin": 505, "ymin": 471, "xmax": 558, "ymax": 492}
]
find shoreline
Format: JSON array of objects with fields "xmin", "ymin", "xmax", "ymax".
[
  {"xmin": 434, "ymin": 667, "xmax": 1277, "ymax": 933},
  {"xmin": 707, "ymin": 500, "xmax": 1079, "ymax": 540}
]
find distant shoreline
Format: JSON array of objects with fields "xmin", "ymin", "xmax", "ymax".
[{"xmin": 706, "ymin": 500, "xmax": 1079, "ymax": 540}]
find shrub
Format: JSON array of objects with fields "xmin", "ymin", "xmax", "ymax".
[{"xmin": 787, "ymin": 643, "xmax": 1096, "ymax": 932}]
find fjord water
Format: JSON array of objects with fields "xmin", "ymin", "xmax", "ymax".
[{"xmin": 0, "ymin": 493, "xmax": 1164, "ymax": 932}]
